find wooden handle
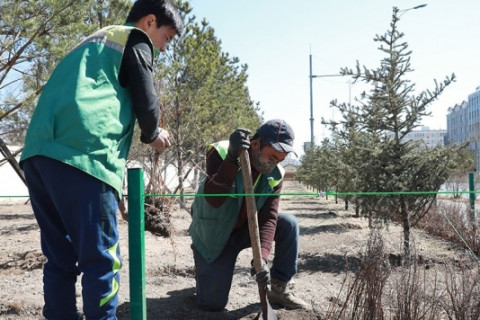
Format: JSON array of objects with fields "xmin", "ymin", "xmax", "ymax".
[
  {"xmin": 239, "ymin": 149, "xmax": 263, "ymax": 273},
  {"xmin": 239, "ymin": 149, "xmax": 277, "ymax": 320}
]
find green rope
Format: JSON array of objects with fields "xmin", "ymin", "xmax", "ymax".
[
  {"xmin": 142, "ymin": 192, "xmax": 320, "ymax": 198},
  {"xmin": 2, "ymin": 190, "xmax": 479, "ymax": 198},
  {"xmin": 0, "ymin": 193, "xmax": 320, "ymax": 199},
  {"xmin": 327, "ymin": 190, "xmax": 480, "ymax": 196}
]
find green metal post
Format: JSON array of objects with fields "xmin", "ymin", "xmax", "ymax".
[
  {"xmin": 469, "ymin": 172, "xmax": 475, "ymax": 223},
  {"xmin": 127, "ymin": 168, "xmax": 146, "ymax": 320}
]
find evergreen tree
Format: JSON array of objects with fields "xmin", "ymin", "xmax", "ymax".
[
  {"xmin": 329, "ymin": 7, "xmax": 466, "ymax": 257},
  {"xmin": 296, "ymin": 138, "xmax": 338, "ymax": 196}
]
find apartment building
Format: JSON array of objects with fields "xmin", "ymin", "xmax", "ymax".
[
  {"xmin": 446, "ymin": 86, "xmax": 480, "ymax": 170},
  {"xmin": 400, "ymin": 126, "xmax": 447, "ymax": 148}
]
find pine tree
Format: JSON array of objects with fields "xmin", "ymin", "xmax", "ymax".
[{"xmin": 329, "ymin": 7, "xmax": 466, "ymax": 258}]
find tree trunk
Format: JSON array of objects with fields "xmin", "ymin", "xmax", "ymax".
[
  {"xmin": 192, "ymin": 167, "xmax": 199, "ymax": 191},
  {"xmin": 0, "ymin": 138, "xmax": 26, "ymax": 186},
  {"xmin": 400, "ymin": 197, "xmax": 411, "ymax": 263},
  {"xmin": 176, "ymin": 147, "xmax": 184, "ymax": 204},
  {"xmin": 355, "ymin": 198, "xmax": 360, "ymax": 217}
]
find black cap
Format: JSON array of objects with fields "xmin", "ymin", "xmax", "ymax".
[{"xmin": 255, "ymin": 119, "xmax": 297, "ymax": 156}]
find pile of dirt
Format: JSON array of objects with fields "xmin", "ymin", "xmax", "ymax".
[{"xmin": 0, "ymin": 250, "xmax": 45, "ymax": 272}]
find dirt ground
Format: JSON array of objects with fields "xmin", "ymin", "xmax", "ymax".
[{"xmin": 0, "ymin": 180, "xmax": 463, "ymax": 320}]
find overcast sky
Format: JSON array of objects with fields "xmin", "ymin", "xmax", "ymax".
[{"xmin": 189, "ymin": 0, "xmax": 480, "ymax": 155}]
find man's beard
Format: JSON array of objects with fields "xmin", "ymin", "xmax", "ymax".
[{"xmin": 252, "ymin": 153, "xmax": 276, "ymax": 174}]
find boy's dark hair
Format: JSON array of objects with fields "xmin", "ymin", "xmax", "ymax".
[{"xmin": 126, "ymin": 0, "xmax": 184, "ymax": 36}]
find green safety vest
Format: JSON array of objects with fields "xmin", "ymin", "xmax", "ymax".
[
  {"xmin": 189, "ymin": 140, "xmax": 285, "ymax": 263},
  {"xmin": 20, "ymin": 25, "xmax": 153, "ymax": 196}
]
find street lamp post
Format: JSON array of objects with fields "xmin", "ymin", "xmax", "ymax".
[
  {"xmin": 309, "ymin": 53, "xmax": 343, "ymax": 146},
  {"xmin": 398, "ymin": 3, "xmax": 427, "ymax": 17}
]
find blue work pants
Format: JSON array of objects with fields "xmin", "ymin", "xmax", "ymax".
[
  {"xmin": 192, "ymin": 213, "xmax": 299, "ymax": 311},
  {"xmin": 22, "ymin": 156, "xmax": 121, "ymax": 320}
]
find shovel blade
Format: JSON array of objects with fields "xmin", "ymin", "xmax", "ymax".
[
  {"xmin": 258, "ymin": 292, "xmax": 278, "ymax": 320},
  {"xmin": 258, "ymin": 305, "xmax": 278, "ymax": 320}
]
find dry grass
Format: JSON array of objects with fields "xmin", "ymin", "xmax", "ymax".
[{"xmin": 322, "ymin": 201, "xmax": 480, "ymax": 320}]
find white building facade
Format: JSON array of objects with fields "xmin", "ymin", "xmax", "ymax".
[
  {"xmin": 386, "ymin": 126, "xmax": 447, "ymax": 148},
  {"xmin": 446, "ymin": 86, "xmax": 480, "ymax": 170},
  {"xmin": 401, "ymin": 126, "xmax": 447, "ymax": 148}
]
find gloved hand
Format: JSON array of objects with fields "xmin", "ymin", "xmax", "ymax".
[
  {"xmin": 250, "ymin": 259, "xmax": 270, "ymax": 288},
  {"xmin": 227, "ymin": 128, "xmax": 251, "ymax": 164}
]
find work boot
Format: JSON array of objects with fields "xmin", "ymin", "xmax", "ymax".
[{"xmin": 267, "ymin": 278, "xmax": 309, "ymax": 310}]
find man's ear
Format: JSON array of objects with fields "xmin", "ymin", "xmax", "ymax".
[{"xmin": 250, "ymin": 139, "xmax": 259, "ymax": 150}]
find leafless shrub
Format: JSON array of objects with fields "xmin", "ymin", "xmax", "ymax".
[
  {"xmin": 440, "ymin": 261, "xmax": 480, "ymax": 320},
  {"xmin": 325, "ymin": 230, "xmax": 444, "ymax": 320},
  {"xmin": 325, "ymin": 229, "xmax": 390, "ymax": 319},
  {"xmin": 385, "ymin": 252, "xmax": 442, "ymax": 320},
  {"xmin": 419, "ymin": 201, "xmax": 480, "ymax": 256}
]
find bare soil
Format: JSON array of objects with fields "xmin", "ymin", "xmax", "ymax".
[{"xmin": 0, "ymin": 180, "xmax": 462, "ymax": 319}]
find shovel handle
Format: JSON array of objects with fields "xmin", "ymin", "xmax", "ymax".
[
  {"xmin": 240, "ymin": 150, "xmax": 278, "ymax": 320},
  {"xmin": 239, "ymin": 150, "xmax": 264, "ymax": 273},
  {"xmin": 239, "ymin": 150, "xmax": 278, "ymax": 320}
]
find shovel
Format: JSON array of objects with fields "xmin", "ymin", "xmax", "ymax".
[{"xmin": 239, "ymin": 150, "xmax": 278, "ymax": 320}]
